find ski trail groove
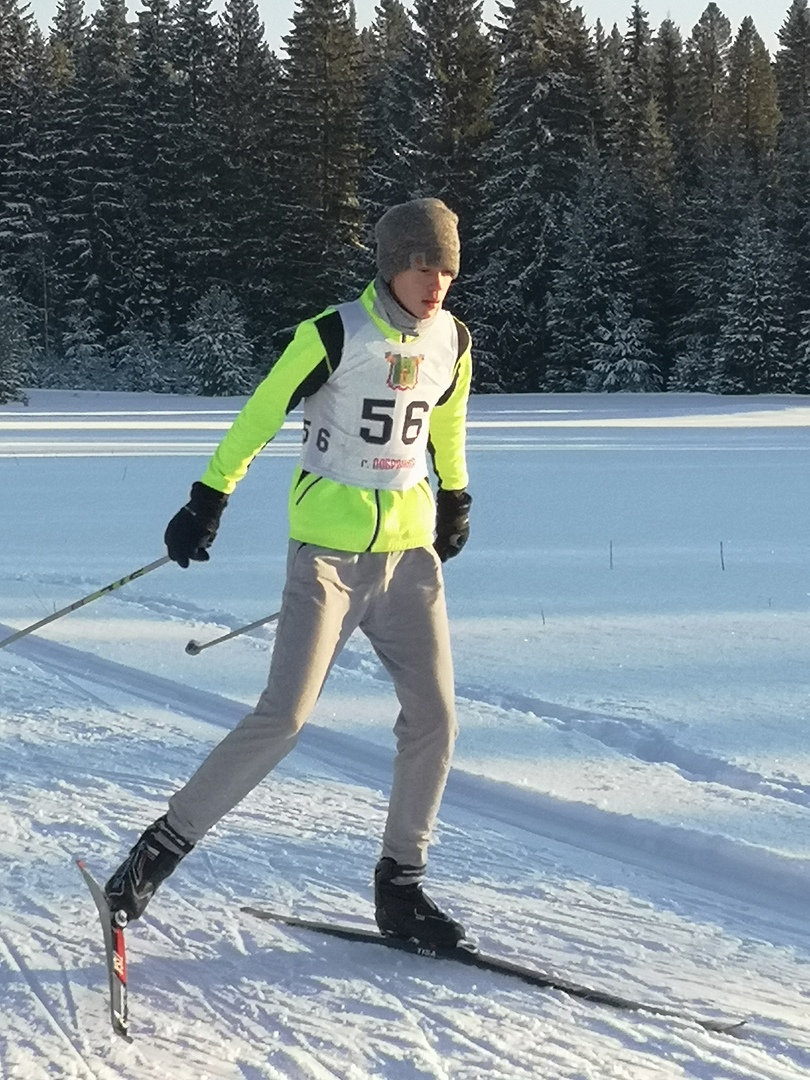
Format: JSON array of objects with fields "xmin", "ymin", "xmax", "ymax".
[
  {"xmin": 329, "ymin": 634, "xmax": 810, "ymax": 811},
  {"xmin": 0, "ymin": 930, "xmax": 101, "ymax": 1080},
  {"xmin": 10, "ymin": 588, "xmax": 807, "ymax": 811},
  {"xmin": 4, "ymin": 623, "xmax": 809, "ymax": 922},
  {"xmin": 459, "ymin": 682, "xmax": 810, "ymax": 809},
  {"xmin": 97, "ymin": 589, "xmax": 810, "ymax": 808}
]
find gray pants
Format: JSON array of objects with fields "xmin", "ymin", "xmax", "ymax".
[{"xmin": 167, "ymin": 542, "xmax": 458, "ymax": 868}]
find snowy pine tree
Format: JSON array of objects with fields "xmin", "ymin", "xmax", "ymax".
[
  {"xmin": 774, "ymin": 114, "xmax": 810, "ymax": 365},
  {"xmin": 169, "ymin": 0, "xmax": 224, "ymax": 321},
  {"xmin": 216, "ymin": 0, "xmax": 284, "ymax": 348},
  {"xmin": 589, "ymin": 295, "xmax": 660, "ymax": 391},
  {"xmin": 712, "ymin": 209, "xmax": 792, "ymax": 393},
  {"xmin": 727, "ymin": 16, "xmax": 780, "ymax": 170},
  {"xmin": 681, "ymin": 2, "xmax": 732, "ymax": 172},
  {"xmin": 0, "ymin": 279, "xmax": 32, "ymax": 402},
  {"xmin": 410, "ymin": 0, "xmax": 494, "ymax": 230},
  {"xmin": 358, "ymin": 1, "xmax": 428, "ymax": 221},
  {"xmin": 275, "ymin": 0, "xmax": 365, "ymax": 325},
  {"xmin": 775, "ymin": 1, "xmax": 810, "ymax": 368},
  {"xmin": 545, "ymin": 146, "xmax": 642, "ymax": 390},
  {"xmin": 12, "ymin": 28, "xmax": 54, "ymax": 337},
  {"xmin": 49, "ymin": 0, "xmax": 88, "ymax": 82},
  {"xmin": 775, "ymin": 0, "xmax": 810, "ymax": 119},
  {"xmin": 44, "ymin": 0, "xmax": 89, "ymax": 355},
  {"xmin": 466, "ymin": 0, "xmax": 598, "ymax": 390},
  {"xmin": 594, "ymin": 20, "xmax": 625, "ymax": 152},
  {"xmin": 651, "ymin": 18, "xmax": 686, "ymax": 146},
  {"xmin": 114, "ymin": 322, "xmax": 172, "ymax": 392},
  {"xmin": 620, "ymin": 12, "xmax": 677, "ymax": 382},
  {"xmin": 184, "ymin": 285, "xmax": 255, "ymax": 396},
  {"xmin": 668, "ymin": 339, "xmax": 714, "ymax": 391},
  {"xmin": 0, "ymin": 0, "xmax": 39, "ymax": 298},
  {"xmin": 127, "ymin": 0, "xmax": 183, "ymax": 332},
  {"xmin": 791, "ymin": 313, "xmax": 810, "ymax": 391},
  {"xmin": 667, "ymin": 156, "xmax": 758, "ymax": 386},
  {"xmin": 55, "ymin": 0, "xmax": 135, "ymax": 343},
  {"xmin": 618, "ymin": 1, "xmax": 657, "ymax": 174},
  {"xmin": 51, "ymin": 300, "xmax": 106, "ymax": 388}
]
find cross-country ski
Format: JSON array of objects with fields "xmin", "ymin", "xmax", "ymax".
[
  {"xmin": 241, "ymin": 908, "xmax": 746, "ymax": 1035},
  {"xmin": 76, "ymin": 860, "xmax": 131, "ymax": 1043}
]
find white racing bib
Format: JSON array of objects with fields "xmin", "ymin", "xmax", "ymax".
[{"xmin": 300, "ymin": 300, "xmax": 459, "ymax": 491}]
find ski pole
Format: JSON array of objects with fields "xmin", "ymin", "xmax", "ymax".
[
  {"xmin": 185, "ymin": 611, "xmax": 281, "ymax": 655},
  {"xmin": 0, "ymin": 556, "xmax": 172, "ymax": 651}
]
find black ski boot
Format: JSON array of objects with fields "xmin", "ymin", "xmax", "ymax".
[
  {"xmin": 104, "ymin": 815, "xmax": 194, "ymax": 924},
  {"xmin": 374, "ymin": 857, "xmax": 466, "ymax": 949}
]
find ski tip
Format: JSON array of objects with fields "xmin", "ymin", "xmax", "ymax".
[
  {"xmin": 687, "ymin": 1014, "xmax": 747, "ymax": 1036},
  {"xmin": 712, "ymin": 1019, "xmax": 747, "ymax": 1037}
]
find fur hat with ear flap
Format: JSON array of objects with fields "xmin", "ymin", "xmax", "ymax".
[{"xmin": 375, "ymin": 198, "xmax": 460, "ymax": 282}]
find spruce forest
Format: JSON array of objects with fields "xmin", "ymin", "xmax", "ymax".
[{"xmin": 1, "ymin": 0, "xmax": 809, "ymax": 401}]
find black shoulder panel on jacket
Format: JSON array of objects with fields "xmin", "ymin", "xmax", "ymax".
[
  {"xmin": 285, "ymin": 310, "xmax": 345, "ymax": 413},
  {"xmin": 453, "ymin": 316, "xmax": 470, "ymax": 361},
  {"xmin": 435, "ymin": 317, "xmax": 469, "ymax": 408},
  {"xmin": 316, "ymin": 309, "xmax": 345, "ymax": 372}
]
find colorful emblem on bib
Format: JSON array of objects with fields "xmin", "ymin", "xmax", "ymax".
[{"xmin": 386, "ymin": 353, "xmax": 422, "ymax": 391}]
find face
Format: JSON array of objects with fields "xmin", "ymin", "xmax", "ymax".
[{"xmin": 390, "ymin": 266, "xmax": 454, "ymax": 320}]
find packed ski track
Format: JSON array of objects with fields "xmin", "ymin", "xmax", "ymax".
[{"xmin": 1, "ymin": 390, "xmax": 810, "ymax": 1079}]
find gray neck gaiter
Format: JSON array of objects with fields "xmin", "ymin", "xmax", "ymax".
[{"xmin": 373, "ymin": 274, "xmax": 439, "ymax": 337}]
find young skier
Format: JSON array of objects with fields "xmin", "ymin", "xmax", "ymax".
[{"xmin": 104, "ymin": 198, "xmax": 473, "ymax": 947}]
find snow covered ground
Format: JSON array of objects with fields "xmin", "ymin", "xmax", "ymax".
[{"xmin": 1, "ymin": 389, "xmax": 809, "ymax": 1079}]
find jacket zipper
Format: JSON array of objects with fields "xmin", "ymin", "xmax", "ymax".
[{"xmin": 365, "ymin": 489, "xmax": 382, "ymax": 551}]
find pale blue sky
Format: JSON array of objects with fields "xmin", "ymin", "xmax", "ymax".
[{"xmin": 30, "ymin": 0, "xmax": 784, "ymax": 55}]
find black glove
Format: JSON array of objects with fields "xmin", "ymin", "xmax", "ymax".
[
  {"xmin": 434, "ymin": 489, "xmax": 472, "ymax": 562},
  {"xmin": 164, "ymin": 481, "xmax": 228, "ymax": 568}
]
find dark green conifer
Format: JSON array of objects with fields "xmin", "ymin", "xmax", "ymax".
[
  {"xmin": 545, "ymin": 145, "xmax": 642, "ymax": 390},
  {"xmin": 466, "ymin": 0, "xmax": 598, "ymax": 389},
  {"xmin": 775, "ymin": 0, "xmax": 810, "ymax": 119},
  {"xmin": 184, "ymin": 285, "xmax": 256, "ymax": 395},
  {"xmin": 0, "ymin": 277, "xmax": 32, "ymax": 402},
  {"xmin": 727, "ymin": 16, "xmax": 780, "ymax": 170},
  {"xmin": 410, "ymin": 0, "xmax": 495, "ymax": 230},
  {"xmin": 277, "ymin": 0, "xmax": 364, "ymax": 324},
  {"xmin": 215, "ymin": 0, "xmax": 284, "ymax": 347},
  {"xmin": 681, "ymin": 3, "xmax": 732, "ymax": 170},
  {"xmin": 712, "ymin": 208, "xmax": 791, "ymax": 392},
  {"xmin": 358, "ymin": 1, "xmax": 426, "ymax": 220}
]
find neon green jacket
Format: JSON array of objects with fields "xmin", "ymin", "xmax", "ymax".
[{"xmin": 200, "ymin": 281, "xmax": 472, "ymax": 553}]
